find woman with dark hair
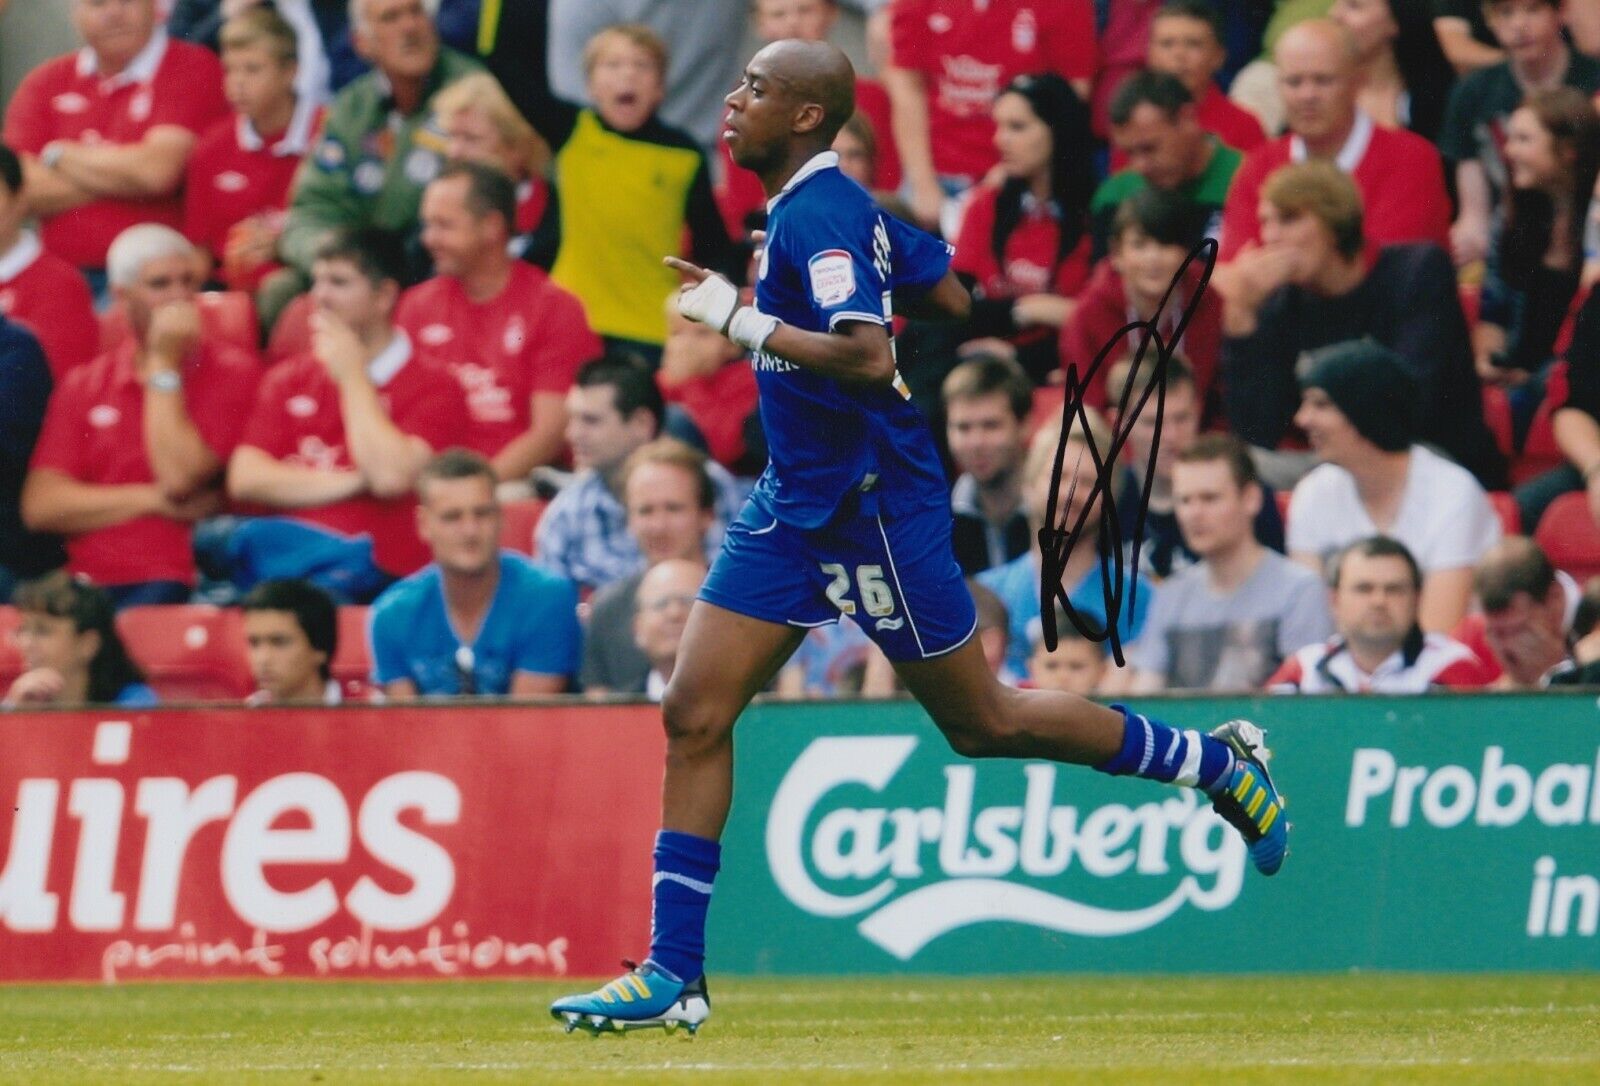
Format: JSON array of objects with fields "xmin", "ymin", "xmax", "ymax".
[
  {"xmin": 951, "ymin": 72, "xmax": 1097, "ymax": 383},
  {"xmin": 1331, "ymin": 0, "xmax": 1456, "ymax": 143},
  {"xmin": 1479, "ymin": 88, "xmax": 1600, "ymax": 394},
  {"xmin": 3, "ymin": 573, "xmax": 156, "ymax": 708}
]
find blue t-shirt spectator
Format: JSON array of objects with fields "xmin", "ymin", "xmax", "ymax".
[
  {"xmin": 368, "ymin": 551, "xmax": 581, "ymax": 694},
  {"xmin": 978, "ymin": 550, "xmax": 1155, "ymax": 678}
]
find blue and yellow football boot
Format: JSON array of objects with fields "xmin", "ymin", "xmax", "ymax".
[
  {"xmin": 1207, "ymin": 720, "xmax": 1289, "ymax": 876},
  {"xmin": 550, "ymin": 960, "xmax": 710, "ymax": 1035}
]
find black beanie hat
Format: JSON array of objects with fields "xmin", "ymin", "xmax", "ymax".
[{"xmin": 1299, "ymin": 339, "xmax": 1418, "ymax": 453}]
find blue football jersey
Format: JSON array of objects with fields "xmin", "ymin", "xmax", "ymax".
[{"xmin": 749, "ymin": 153, "xmax": 953, "ymax": 528}]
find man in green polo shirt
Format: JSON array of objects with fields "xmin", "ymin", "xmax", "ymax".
[
  {"xmin": 262, "ymin": 0, "xmax": 480, "ymax": 327},
  {"xmin": 1090, "ymin": 70, "xmax": 1239, "ymax": 256}
]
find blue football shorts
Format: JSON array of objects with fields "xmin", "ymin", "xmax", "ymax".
[{"xmin": 699, "ymin": 496, "xmax": 978, "ymax": 663}]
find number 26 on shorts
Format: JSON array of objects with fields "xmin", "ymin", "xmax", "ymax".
[{"xmin": 820, "ymin": 562, "xmax": 895, "ymax": 618}]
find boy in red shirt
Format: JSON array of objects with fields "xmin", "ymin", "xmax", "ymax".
[
  {"xmin": 224, "ymin": 230, "xmax": 469, "ymax": 601},
  {"xmin": 0, "ymin": 144, "xmax": 96, "ymax": 378},
  {"xmin": 400, "ymin": 163, "xmax": 601, "ymax": 481},
  {"xmin": 1062, "ymin": 188, "xmax": 1222, "ymax": 421},
  {"xmin": 2, "ymin": 0, "xmax": 227, "ymax": 279},
  {"xmin": 885, "ymin": 0, "xmax": 1097, "ymax": 230},
  {"xmin": 184, "ymin": 8, "xmax": 322, "ymax": 293},
  {"xmin": 22, "ymin": 225, "xmax": 259, "ymax": 609}
]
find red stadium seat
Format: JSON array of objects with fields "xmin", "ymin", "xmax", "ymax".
[
  {"xmin": 1535, "ymin": 492, "xmax": 1600, "ymax": 583},
  {"xmin": 1488, "ymin": 491, "xmax": 1521, "ymax": 536},
  {"xmin": 500, "ymin": 498, "xmax": 547, "ymax": 556},
  {"xmin": 1513, "ymin": 369, "xmax": 1567, "ymax": 485},
  {"xmin": 98, "ymin": 291, "xmax": 260, "ymax": 356},
  {"xmin": 1450, "ymin": 612, "xmax": 1504, "ymax": 685},
  {"xmin": 1458, "ymin": 282, "xmax": 1480, "ymax": 333},
  {"xmin": 267, "ymin": 292, "xmax": 314, "ymax": 364},
  {"xmin": 1481, "ymin": 385, "xmax": 1514, "ymax": 458},
  {"xmin": 0, "ymin": 606, "xmax": 23, "ymax": 693},
  {"xmin": 115, "ymin": 605, "xmax": 252, "ymax": 701},
  {"xmin": 332, "ymin": 606, "xmax": 371, "ymax": 686}
]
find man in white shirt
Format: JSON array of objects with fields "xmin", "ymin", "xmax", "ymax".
[
  {"xmin": 1131, "ymin": 434, "xmax": 1331, "ymax": 691},
  {"xmin": 1287, "ymin": 340, "xmax": 1501, "ymax": 632},
  {"xmin": 1269, "ymin": 536, "xmax": 1492, "ymax": 692}
]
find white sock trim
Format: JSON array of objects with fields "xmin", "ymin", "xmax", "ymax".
[
  {"xmin": 1173, "ymin": 729, "xmax": 1204, "ymax": 787},
  {"xmin": 1135, "ymin": 715, "xmax": 1156, "ymax": 775},
  {"xmin": 653, "ymin": 870, "xmax": 715, "ymax": 895}
]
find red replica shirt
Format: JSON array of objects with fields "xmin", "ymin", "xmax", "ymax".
[
  {"xmin": 716, "ymin": 78, "xmax": 900, "ymax": 238},
  {"xmin": 0, "ymin": 231, "xmax": 97, "ymax": 378},
  {"xmin": 891, "ymin": 0, "xmax": 1097, "ymax": 182},
  {"xmin": 1058, "ymin": 257, "xmax": 1223, "ymax": 422},
  {"xmin": 396, "ymin": 262, "xmax": 602, "ymax": 458},
  {"xmin": 952, "ymin": 184, "xmax": 1093, "ymax": 300},
  {"xmin": 183, "ymin": 100, "xmax": 322, "ymax": 292},
  {"xmin": 29, "ymin": 337, "xmax": 260, "ymax": 585},
  {"xmin": 2, "ymin": 32, "xmax": 228, "ymax": 269},
  {"xmin": 237, "ymin": 335, "xmax": 469, "ymax": 576},
  {"xmin": 1218, "ymin": 113, "xmax": 1451, "ymax": 262},
  {"xmin": 659, "ymin": 360, "xmax": 758, "ymax": 471}
]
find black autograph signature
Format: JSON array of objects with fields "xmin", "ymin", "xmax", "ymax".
[{"xmin": 1038, "ymin": 238, "xmax": 1217, "ymax": 667}]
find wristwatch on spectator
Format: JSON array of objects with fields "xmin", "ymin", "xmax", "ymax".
[
  {"xmin": 148, "ymin": 370, "xmax": 183, "ymax": 393},
  {"xmin": 39, "ymin": 142, "xmax": 65, "ymax": 169}
]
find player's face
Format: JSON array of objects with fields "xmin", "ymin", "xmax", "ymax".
[
  {"xmin": 119, "ymin": 253, "xmax": 200, "ymax": 341},
  {"xmin": 1487, "ymin": 0, "xmax": 1563, "ymax": 65},
  {"xmin": 566, "ymin": 385, "xmax": 650, "ymax": 474},
  {"xmin": 310, "ymin": 258, "xmax": 389, "ymax": 333},
  {"xmin": 1028, "ymin": 638, "xmax": 1105, "ymax": 694},
  {"xmin": 992, "ymin": 93, "xmax": 1053, "ymax": 182},
  {"xmin": 588, "ymin": 39, "xmax": 666, "ymax": 133},
  {"xmin": 1173, "ymin": 460, "xmax": 1257, "ymax": 558},
  {"xmin": 1295, "ymin": 387, "xmax": 1364, "ymax": 465},
  {"xmin": 420, "ymin": 177, "xmax": 495, "ymax": 278},
  {"xmin": 1333, "ymin": 553, "xmax": 1417, "ymax": 648},
  {"xmin": 633, "ymin": 562, "xmax": 704, "ymax": 670},
  {"xmin": 223, "ymin": 43, "xmax": 297, "ymax": 126},
  {"xmin": 73, "ymin": 0, "xmax": 157, "ymax": 71},
  {"xmin": 417, "ymin": 475, "xmax": 501, "ymax": 576},
  {"xmin": 946, "ymin": 393, "xmax": 1025, "ymax": 486},
  {"xmin": 1330, "ymin": 0, "xmax": 1399, "ymax": 60},
  {"xmin": 1257, "ymin": 202, "xmax": 1337, "ymax": 286},
  {"xmin": 1147, "ymin": 14, "xmax": 1225, "ymax": 95},
  {"xmin": 757, "ymin": 0, "xmax": 838, "ymax": 42},
  {"xmin": 1276, "ymin": 31, "xmax": 1357, "ymax": 144},
  {"xmin": 724, "ymin": 55, "xmax": 795, "ymax": 171},
  {"xmin": 354, "ymin": 0, "xmax": 438, "ymax": 82},
  {"xmin": 626, "ymin": 462, "xmax": 713, "ymax": 565},
  {"xmin": 243, "ymin": 610, "xmax": 326, "ymax": 704},
  {"xmin": 1504, "ymin": 107, "xmax": 1564, "ymax": 192},
  {"xmin": 1111, "ymin": 227, "xmax": 1192, "ymax": 308},
  {"xmin": 444, "ymin": 107, "xmax": 520, "ymax": 176},
  {"xmin": 1111, "ymin": 104, "xmax": 1193, "ymax": 192}
]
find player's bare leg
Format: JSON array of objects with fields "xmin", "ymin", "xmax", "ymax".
[
  {"xmin": 659, "ymin": 601, "xmax": 806, "ymax": 840},
  {"xmin": 550, "ymin": 601, "xmax": 802, "ymax": 1035},
  {"xmin": 892, "ymin": 637, "xmax": 1124, "ymax": 764},
  {"xmin": 893, "ymin": 636, "xmax": 1289, "ymax": 876}
]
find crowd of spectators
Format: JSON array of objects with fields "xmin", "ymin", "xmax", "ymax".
[{"xmin": 8, "ymin": 0, "xmax": 1600, "ymax": 708}]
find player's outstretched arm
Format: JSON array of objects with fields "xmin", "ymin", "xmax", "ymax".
[
  {"xmin": 893, "ymin": 269, "xmax": 971, "ymax": 323},
  {"xmin": 665, "ymin": 256, "xmax": 898, "ymax": 385}
]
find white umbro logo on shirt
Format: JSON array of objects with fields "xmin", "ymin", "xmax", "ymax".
[
  {"xmin": 929, "ymin": 13, "xmax": 952, "ymax": 32},
  {"xmin": 53, "ymin": 92, "xmax": 89, "ymax": 114},
  {"xmin": 287, "ymin": 395, "xmax": 318, "ymax": 418},
  {"xmin": 215, "ymin": 171, "xmax": 249, "ymax": 193},
  {"xmin": 88, "ymin": 404, "xmax": 120, "ymax": 428},
  {"xmin": 419, "ymin": 323, "xmax": 454, "ymax": 346}
]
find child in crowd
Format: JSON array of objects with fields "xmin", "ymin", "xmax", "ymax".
[
  {"xmin": 2, "ymin": 573, "xmax": 156, "ymax": 709},
  {"xmin": 185, "ymin": 8, "xmax": 323, "ymax": 293},
  {"xmin": 1025, "ymin": 610, "xmax": 1107, "ymax": 695},
  {"xmin": 526, "ymin": 24, "xmax": 738, "ymax": 360}
]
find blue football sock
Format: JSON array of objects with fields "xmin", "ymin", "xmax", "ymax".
[
  {"xmin": 647, "ymin": 829, "xmax": 720, "ymax": 982},
  {"xmin": 1096, "ymin": 704, "xmax": 1235, "ymax": 793}
]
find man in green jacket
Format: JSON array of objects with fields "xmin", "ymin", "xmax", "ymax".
[{"xmin": 262, "ymin": 0, "xmax": 480, "ymax": 327}]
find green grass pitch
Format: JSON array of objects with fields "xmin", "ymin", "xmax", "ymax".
[{"xmin": 1, "ymin": 974, "xmax": 1596, "ymax": 1083}]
